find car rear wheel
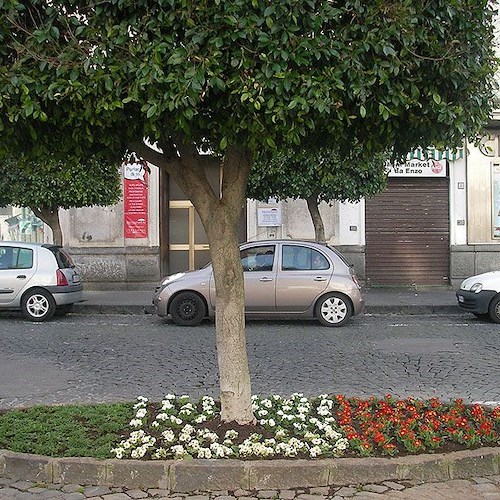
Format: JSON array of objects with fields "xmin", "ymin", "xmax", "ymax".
[
  {"xmin": 21, "ymin": 288, "xmax": 56, "ymax": 322},
  {"xmin": 488, "ymin": 295, "xmax": 500, "ymax": 323},
  {"xmin": 170, "ymin": 292, "xmax": 206, "ymax": 326},
  {"xmin": 315, "ymin": 293, "xmax": 353, "ymax": 327}
]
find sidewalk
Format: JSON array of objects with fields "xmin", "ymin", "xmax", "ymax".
[{"xmin": 76, "ymin": 286, "xmax": 460, "ymax": 316}]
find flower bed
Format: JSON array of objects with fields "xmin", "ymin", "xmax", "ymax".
[{"xmin": 111, "ymin": 394, "xmax": 500, "ymax": 461}]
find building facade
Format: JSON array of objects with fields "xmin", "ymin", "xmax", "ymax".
[{"xmin": 3, "ymin": 116, "xmax": 499, "ymax": 290}]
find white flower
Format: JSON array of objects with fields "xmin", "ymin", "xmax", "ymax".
[
  {"xmin": 309, "ymin": 446, "xmax": 323, "ymax": 458},
  {"xmin": 135, "ymin": 408, "xmax": 147, "ymax": 419},
  {"xmin": 170, "ymin": 444, "xmax": 186, "ymax": 458},
  {"xmin": 224, "ymin": 429, "xmax": 238, "ymax": 440},
  {"xmin": 197, "ymin": 447, "xmax": 212, "ymax": 459},
  {"xmin": 161, "ymin": 430, "xmax": 175, "ymax": 443},
  {"xmin": 129, "ymin": 418, "xmax": 143, "ymax": 428}
]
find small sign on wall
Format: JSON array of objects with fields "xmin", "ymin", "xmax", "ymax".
[{"xmin": 258, "ymin": 207, "xmax": 282, "ymax": 226}]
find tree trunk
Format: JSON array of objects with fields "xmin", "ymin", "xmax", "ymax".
[
  {"xmin": 133, "ymin": 139, "xmax": 255, "ymax": 424},
  {"xmin": 206, "ymin": 204, "xmax": 254, "ymax": 424},
  {"xmin": 305, "ymin": 194, "xmax": 325, "ymax": 243},
  {"xmin": 32, "ymin": 206, "xmax": 63, "ymax": 246}
]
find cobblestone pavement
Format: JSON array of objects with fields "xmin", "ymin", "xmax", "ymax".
[
  {"xmin": 0, "ymin": 313, "xmax": 499, "ymax": 409},
  {"xmin": 0, "ymin": 475, "xmax": 500, "ymax": 499}
]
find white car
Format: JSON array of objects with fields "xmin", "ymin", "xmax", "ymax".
[
  {"xmin": 0, "ymin": 242, "xmax": 83, "ymax": 321},
  {"xmin": 456, "ymin": 271, "xmax": 500, "ymax": 322}
]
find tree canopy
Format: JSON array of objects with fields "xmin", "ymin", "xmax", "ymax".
[
  {"xmin": 247, "ymin": 146, "xmax": 390, "ymax": 241},
  {"xmin": 0, "ymin": 155, "xmax": 121, "ymax": 245},
  {"xmin": 0, "ymin": 0, "xmax": 497, "ymax": 424},
  {"xmin": 0, "ymin": 0, "xmax": 496, "ymax": 161}
]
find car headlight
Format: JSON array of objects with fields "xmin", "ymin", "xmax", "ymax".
[
  {"xmin": 470, "ymin": 283, "xmax": 483, "ymax": 294},
  {"xmin": 161, "ymin": 272, "xmax": 185, "ymax": 286}
]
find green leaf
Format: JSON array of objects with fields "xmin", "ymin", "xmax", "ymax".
[
  {"xmin": 432, "ymin": 93, "xmax": 442, "ymax": 105},
  {"xmin": 360, "ymin": 105, "xmax": 366, "ymax": 118},
  {"xmin": 219, "ymin": 136, "xmax": 228, "ymax": 150}
]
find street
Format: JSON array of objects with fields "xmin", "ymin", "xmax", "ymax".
[{"xmin": 0, "ymin": 312, "xmax": 499, "ymax": 409}]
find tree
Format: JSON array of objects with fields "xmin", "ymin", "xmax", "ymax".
[
  {"xmin": 248, "ymin": 145, "xmax": 390, "ymax": 242},
  {"xmin": 0, "ymin": 0, "xmax": 496, "ymax": 424},
  {"xmin": 0, "ymin": 156, "xmax": 121, "ymax": 246}
]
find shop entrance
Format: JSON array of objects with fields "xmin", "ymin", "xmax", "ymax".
[
  {"xmin": 365, "ymin": 177, "xmax": 450, "ymax": 286},
  {"xmin": 159, "ymin": 159, "xmax": 246, "ymax": 276}
]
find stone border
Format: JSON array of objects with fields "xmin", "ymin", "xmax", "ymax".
[{"xmin": 1, "ymin": 448, "xmax": 499, "ymax": 492}]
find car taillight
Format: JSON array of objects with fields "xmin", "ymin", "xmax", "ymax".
[{"xmin": 57, "ymin": 269, "xmax": 69, "ymax": 286}]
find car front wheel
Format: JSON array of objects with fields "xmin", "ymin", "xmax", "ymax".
[
  {"xmin": 315, "ymin": 293, "xmax": 353, "ymax": 327},
  {"xmin": 488, "ymin": 295, "xmax": 500, "ymax": 323},
  {"xmin": 170, "ymin": 292, "xmax": 206, "ymax": 326},
  {"xmin": 21, "ymin": 288, "xmax": 56, "ymax": 322}
]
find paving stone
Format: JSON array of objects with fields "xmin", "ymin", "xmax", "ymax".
[
  {"xmin": 148, "ymin": 489, "xmax": 173, "ymax": 497},
  {"xmin": 278, "ymin": 490, "xmax": 296, "ymax": 499},
  {"xmin": 362, "ymin": 485, "xmax": 388, "ymax": 494},
  {"xmin": 28, "ymin": 486, "xmax": 49, "ymax": 493},
  {"xmin": 126, "ymin": 490, "xmax": 149, "ymax": 499},
  {"xmin": 334, "ymin": 487, "xmax": 358, "ymax": 498},
  {"xmin": 233, "ymin": 490, "xmax": 252, "ymax": 497},
  {"xmin": 296, "ymin": 494, "xmax": 326, "ymax": 500},
  {"xmin": 256, "ymin": 491, "xmax": 278, "ymax": 498},
  {"xmin": 472, "ymin": 476, "xmax": 494, "ymax": 483},
  {"xmin": 308, "ymin": 487, "xmax": 330, "ymax": 495},
  {"xmin": 381, "ymin": 482, "xmax": 405, "ymax": 491},
  {"xmin": 352, "ymin": 493, "xmax": 384, "ymax": 499},
  {"xmin": 84, "ymin": 485, "xmax": 112, "ymax": 497},
  {"xmin": 214, "ymin": 496, "xmax": 236, "ymax": 500},
  {"xmin": 471, "ymin": 482, "xmax": 500, "ymax": 493},
  {"xmin": 62, "ymin": 484, "xmax": 85, "ymax": 493},
  {"xmin": 10, "ymin": 480, "xmax": 35, "ymax": 491},
  {"xmin": 101, "ymin": 493, "xmax": 131, "ymax": 499}
]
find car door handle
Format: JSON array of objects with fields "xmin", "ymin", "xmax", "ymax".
[
  {"xmin": 16, "ymin": 275, "xmax": 27, "ymax": 279},
  {"xmin": 314, "ymin": 276, "xmax": 327, "ymax": 281},
  {"xmin": 259, "ymin": 277, "xmax": 274, "ymax": 282}
]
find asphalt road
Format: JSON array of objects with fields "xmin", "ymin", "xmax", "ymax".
[{"xmin": 0, "ymin": 312, "xmax": 499, "ymax": 409}]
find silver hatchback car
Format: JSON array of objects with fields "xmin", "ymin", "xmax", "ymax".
[
  {"xmin": 153, "ymin": 240, "xmax": 364, "ymax": 327},
  {"xmin": 0, "ymin": 242, "xmax": 83, "ymax": 321}
]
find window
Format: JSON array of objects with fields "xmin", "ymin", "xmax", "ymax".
[
  {"xmin": 282, "ymin": 245, "xmax": 330, "ymax": 271},
  {"xmin": 240, "ymin": 245, "xmax": 275, "ymax": 272},
  {"xmin": 0, "ymin": 247, "xmax": 33, "ymax": 270}
]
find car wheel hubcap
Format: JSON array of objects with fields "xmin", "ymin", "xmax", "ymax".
[
  {"xmin": 321, "ymin": 297, "xmax": 347, "ymax": 324},
  {"xmin": 179, "ymin": 300, "xmax": 196, "ymax": 320},
  {"xmin": 27, "ymin": 295, "xmax": 49, "ymax": 317}
]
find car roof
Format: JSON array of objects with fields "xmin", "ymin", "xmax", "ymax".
[{"xmin": 0, "ymin": 241, "xmax": 56, "ymax": 249}]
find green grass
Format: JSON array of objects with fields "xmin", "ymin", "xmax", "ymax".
[{"xmin": 0, "ymin": 403, "xmax": 133, "ymax": 458}]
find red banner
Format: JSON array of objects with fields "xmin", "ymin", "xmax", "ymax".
[{"xmin": 123, "ymin": 161, "xmax": 149, "ymax": 239}]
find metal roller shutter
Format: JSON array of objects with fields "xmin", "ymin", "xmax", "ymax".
[{"xmin": 365, "ymin": 178, "xmax": 450, "ymax": 286}]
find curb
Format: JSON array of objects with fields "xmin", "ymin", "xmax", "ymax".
[
  {"xmin": 1, "ymin": 448, "xmax": 499, "ymax": 492},
  {"xmin": 71, "ymin": 304, "xmax": 461, "ymax": 316}
]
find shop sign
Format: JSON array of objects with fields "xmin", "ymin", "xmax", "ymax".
[
  {"xmin": 123, "ymin": 161, "xmax": 149, "ymax": 238},
  {"xmin": 387, "ymin": 158, "xmax": 447, "ymax": 177}
]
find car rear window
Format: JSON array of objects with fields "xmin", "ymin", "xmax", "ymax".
[{"xmin": 48, "ymin": 247, "xmax": 75, "ymax": 269}]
